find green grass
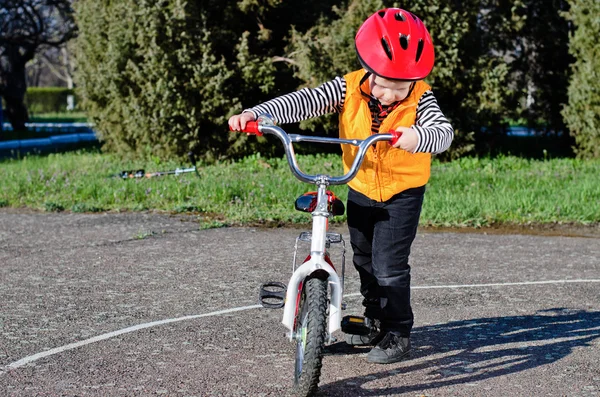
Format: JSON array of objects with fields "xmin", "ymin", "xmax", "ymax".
[
  {"xmin": 424, "ymin": 156, "xmax": 600, "ymax": 227},
  {"xmin": 0, "ymin": 151, "xmax": 599, "ymax": 228}
]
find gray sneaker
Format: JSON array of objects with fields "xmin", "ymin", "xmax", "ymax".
[{"xmin": 366, "ymin": 332, "xmax": 411, "ymax": 364}]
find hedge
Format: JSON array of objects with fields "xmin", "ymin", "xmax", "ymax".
[
  {"xmin": 562, "ymin": 0, "xmax": 600, "ymax": 159},
  {"xmin": 24, "ymin": 87, "xmax": 78, "ymax": 114}
]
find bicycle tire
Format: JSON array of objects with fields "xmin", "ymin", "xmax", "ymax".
[{"xmin": 293, "ymin": 276, "xmax": 328, "ymax": 397}]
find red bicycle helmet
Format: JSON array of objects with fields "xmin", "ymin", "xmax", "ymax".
[{"xmin": 355, "ymin": 8, "xmax": 435, "ymax": 81}]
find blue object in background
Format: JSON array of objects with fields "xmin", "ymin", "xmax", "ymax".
[{"xmin": 0, "ymin": 122, "xmax": 99, "ymax": 158}]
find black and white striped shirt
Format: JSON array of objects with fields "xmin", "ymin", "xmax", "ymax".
[{"xmin": 246, "ymin": 76, "xmax": 453, "ymax": 154}]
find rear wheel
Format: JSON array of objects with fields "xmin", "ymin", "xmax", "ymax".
[{"xmin": 293, "ymin": 277, "xmax": 328, "ymax": 396}]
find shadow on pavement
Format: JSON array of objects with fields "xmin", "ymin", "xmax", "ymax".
[{"xmin": 318, "ymin": 308, "xmax": 600, "ymax": 396}]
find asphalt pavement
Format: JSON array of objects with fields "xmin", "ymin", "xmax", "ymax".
[{"xmin": 1, "ymin": 210, "xmax": 599, "ymax": 396}]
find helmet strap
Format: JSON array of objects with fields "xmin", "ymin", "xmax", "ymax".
[
  {"xmin": 405, "ymin": 81, "xmax": 416, "ymax": 100},
  {"xmin": 359, "ymin": 72, "xmax": 384, "ymax": 121},
  {"xmin": 359, "ymin": 72, "xmax": 413, "ymax": 124},
  {"xmin": 359, "ymin": 72, "xmax": 408, "ymax": 124}
]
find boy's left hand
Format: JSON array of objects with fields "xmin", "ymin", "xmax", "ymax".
[{"xmin": 392, "ymin": 127, "xmax": 418, "ymax": 153}]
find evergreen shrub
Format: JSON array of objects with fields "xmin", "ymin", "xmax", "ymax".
[
  {"xmin": 562, "ymin": 0, "xmax": 600, "ymax": 158},
  {"xmin": 73, "ymin": 0, "xmax": 237, "ymax": 161}
]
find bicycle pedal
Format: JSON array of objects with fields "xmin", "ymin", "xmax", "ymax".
[
  {"xmin": 258, "ymin": 281, "xmax": 286, "ymax": 309},
  {"xmin": 341, "ymin": 315, "xmax": 372, "ymax": 336},
  {"xmin": 298, "ymin": 232, "xmax": 312, "ymax": 242},
  {"xmin": 326, "ymin": 232, "xmax": 343, "ymax": 244}
]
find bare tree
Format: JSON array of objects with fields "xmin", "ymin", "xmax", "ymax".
[
  {"xmin": 0, "ymin": 0, "xmax": 76, "ymax": 130},
  {"xmin": 26, "ymin": 44, "xmax": 75, "ymax": 88}
]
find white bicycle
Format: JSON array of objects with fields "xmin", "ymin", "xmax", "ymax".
[{"xmin": 232, "ymin": 115, "xmax": 401, "ymax": 396}]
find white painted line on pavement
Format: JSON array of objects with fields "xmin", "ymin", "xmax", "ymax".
[
  {"xmin": 345, "ymin": 278, "xmax": 600, "ymax": 296},
  {"xmin": 1, "ymin": 304, "xmax": 261, "ymax": 374},
  {"xmin": 2, "ymin": 278, "xmax": 599, "ymax": 374}
]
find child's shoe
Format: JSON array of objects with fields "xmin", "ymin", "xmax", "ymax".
[{"xmin": 366, "ymin": 332, "xmax": 411, "ymax": 364}]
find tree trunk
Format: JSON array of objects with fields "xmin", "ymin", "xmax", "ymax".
[
  {"xmin": 3, "ymin": 95, "xmax": 29, "ymax": 131},
  {"xmin": 1, "ymin": 45, "xmax": 31, "ymax": 131}
]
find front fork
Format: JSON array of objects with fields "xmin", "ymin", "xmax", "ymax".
[{"xmin": 281, "ymin": 183, "xmax": 346, "ymax": 342}]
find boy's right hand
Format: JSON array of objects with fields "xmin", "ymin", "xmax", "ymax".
[{"xmin": 228, "ymin": 112, "xmax": 256, "ymax": 131}]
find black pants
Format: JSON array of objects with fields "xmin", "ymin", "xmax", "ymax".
[{"xmin": 347, "ymin": 186, "xmax": 425, "ymax": 337}]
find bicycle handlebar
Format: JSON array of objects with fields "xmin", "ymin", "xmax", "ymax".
[{"xmin": 230, "ymin": 116, "xmax": 401, "ymax": 185}]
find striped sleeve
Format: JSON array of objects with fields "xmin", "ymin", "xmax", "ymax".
[
  {"xmin": 412, "ymin": 91, "xmax": 454, "ymax": 154},
  {"xmin": 244, "ymin": 76, "xmax": 346, "ymax": 124}
]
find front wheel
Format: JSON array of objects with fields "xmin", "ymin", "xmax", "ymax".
[{"xmin": 293, "ymin": 276, "xmax": 328, "ymax": 397}]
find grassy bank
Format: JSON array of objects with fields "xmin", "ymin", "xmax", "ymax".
[{"xmin": 0, "ymin": 151, "xmax": 599, "ymax": 228}]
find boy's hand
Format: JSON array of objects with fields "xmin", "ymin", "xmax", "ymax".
[
  {"xmin": 391, "ymin": 127, "xmax": 418, "ymax": 153},
  {"xmin": 228, "ymin": 112, "xmax": 256, "ymax": 131}
]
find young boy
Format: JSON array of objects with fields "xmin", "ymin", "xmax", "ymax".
[{"xmin": 229, "ymin": 8, "xmax": 453, "ymax": 364}]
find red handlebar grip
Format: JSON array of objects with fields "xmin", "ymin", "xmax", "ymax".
[
  {"xmin": 230, "ymin": 121, "xmax": 263, "ymax": 136},
  {"xmin": 389, "ymin": 130, "xmax": 402, "ymax": 146}
]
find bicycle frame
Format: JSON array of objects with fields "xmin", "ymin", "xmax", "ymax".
[
  {"xmin": 282, "ymin": 182, "xmax": 344, "ymax": 340},
  {"xmin": 235, "ymin": 114, "xmax": 400, "ymax": 342}
]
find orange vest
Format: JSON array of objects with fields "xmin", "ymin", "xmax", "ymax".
[{"xmin": 339, "ymin": 70, "xmax": 432, "ymax": 202}]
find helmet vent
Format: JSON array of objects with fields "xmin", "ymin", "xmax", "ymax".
[
  {"xmin": 415, "ymin": 39, "xmax": 424, "ymax": 62},
  {"xmin": 378, "ymin": 10, "xmax": 386, "ymax": 18},
  {"xmin": 381, "ymin": 37, "xmax": 393, "ymax": 60},
  {"xmin": 394, "ymin": 12, "xmax": 406, "ymax": 22},
  {"xmin": 399, "ymin": 34, "xmax": 409, "ymax": 50}
]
